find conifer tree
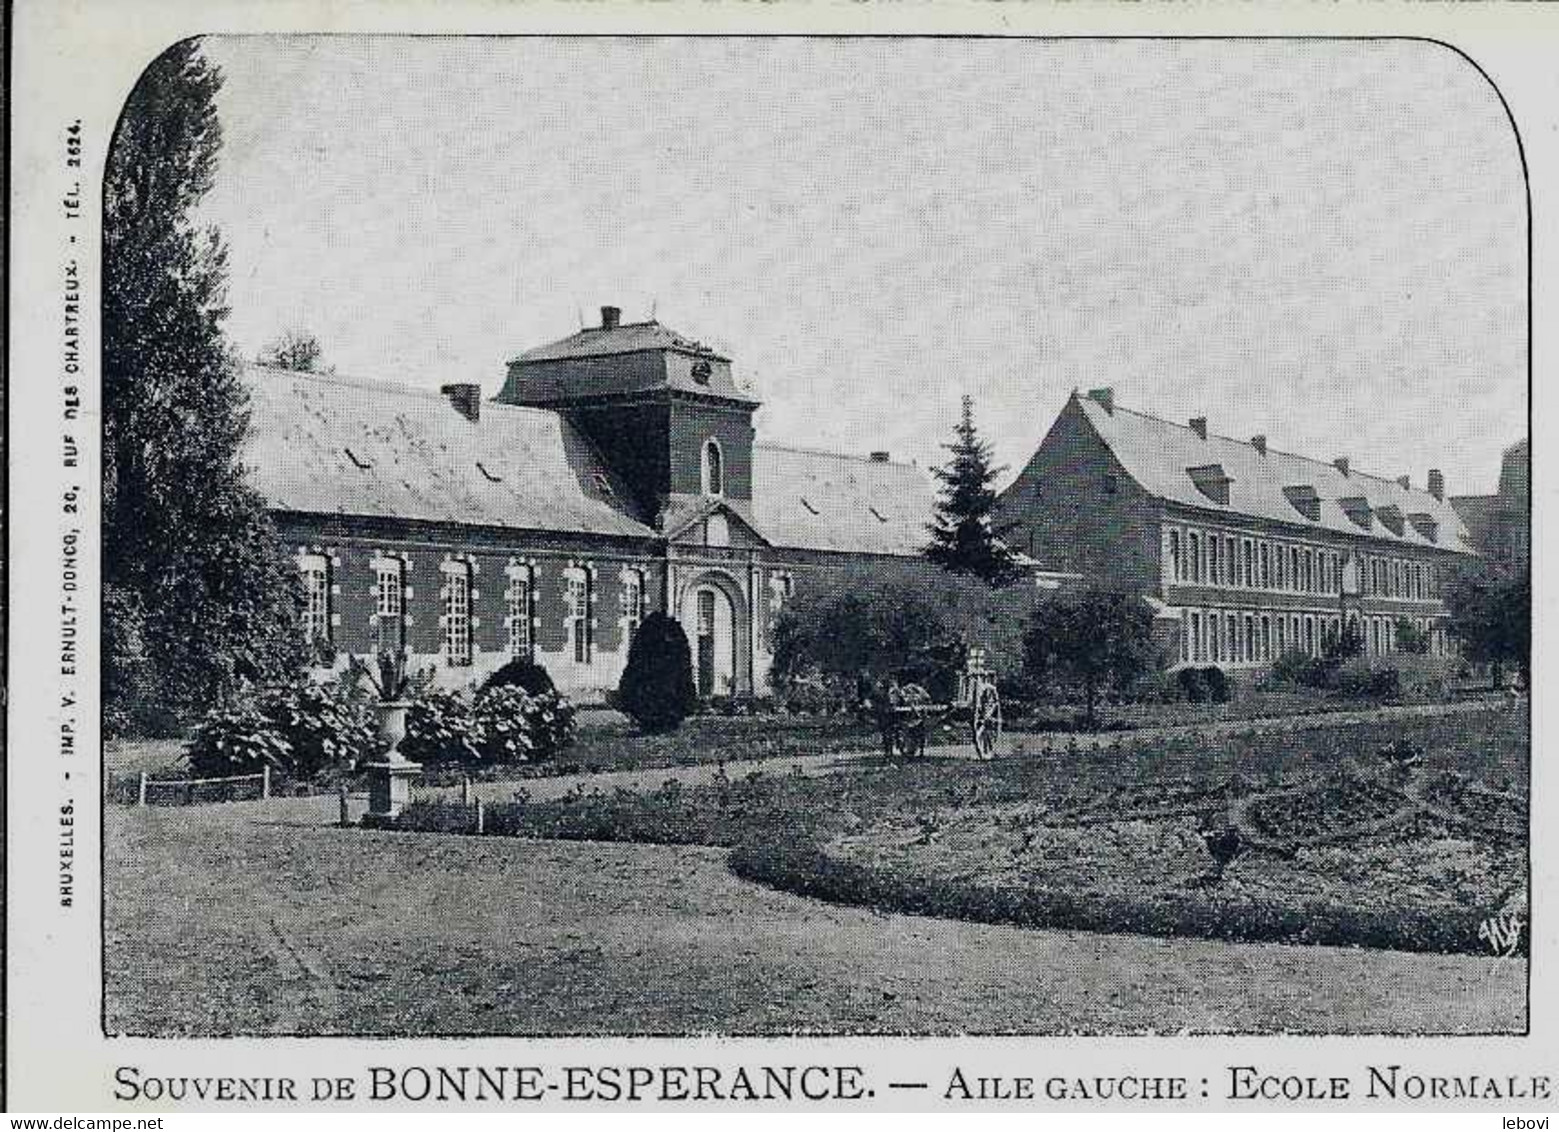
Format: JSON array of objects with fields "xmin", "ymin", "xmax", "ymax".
[
  {"xmin": 924, "ymin": 395, "xmax": 1024, "ymax": 587},
  {"xmin": 104, "ymin": 40, "xmax": 306, "ymax": 734}
]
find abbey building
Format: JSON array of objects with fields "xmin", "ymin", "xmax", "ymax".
[{"xmin": 242, "ymin": 315, "xmax": 1485, "ymax": 698}]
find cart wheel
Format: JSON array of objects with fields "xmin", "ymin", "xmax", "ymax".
[{"xmin": 971, "ymin": 685, "xmax": 1003, "ymax": 759}]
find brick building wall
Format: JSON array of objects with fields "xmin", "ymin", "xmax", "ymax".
[{"xmin": 996, "ymin": 398, "xmax": 1162, "ymax": 593}]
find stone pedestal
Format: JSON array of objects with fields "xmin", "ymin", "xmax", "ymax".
[
  {"xmin": 366, "ymin": 700, "xmax": 420, "ymax": 820},
  {"xmin": 366, "ymin": 757, "xmax": 422, "ymax": 819}
]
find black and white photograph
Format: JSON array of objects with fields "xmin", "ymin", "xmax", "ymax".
[
  {"xmin": 10, "ymin": 4, "xmax": 1557, "ymax": 1112},
  {"xmin": 95, "ymin": 35, "xmax": 1530, "ymax": 1041}
]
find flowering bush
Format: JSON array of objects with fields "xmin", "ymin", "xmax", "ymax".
[
  {"xmin": 521, "ymin": 690, "xmax": 577, "ymax": 759},
  {"xmin": 399, "ymin": 689, "xmax": 482, "ymax": 765},
  {"xmin": 255, "ymin": 679, "xmax": 376, "ymax": 777},
  {"xmin": 472, "ymin": 686, "xmax": 537, "ymax": 763},
  {"xmin": 186, "ymin": 699, "xmax": 295, "ymax": 777},
  {"xmin": 401, "ymin": 685, "xmax": 577, "ymax": 766}
]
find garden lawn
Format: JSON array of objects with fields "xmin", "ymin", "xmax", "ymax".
[{"xmin": 105, "ymin": 799, "xmax": 1524, "ymax": 1035}]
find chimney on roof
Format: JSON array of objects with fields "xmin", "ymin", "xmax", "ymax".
[
  {"xmin": 600, "ymin": 305, "xmax": 621, "ymax": 330},
  {"xmin": 1334, "ymin": 456, "xmax": 1350, "ymax": 477},
  {"xmin": 1428, "ymin": 468, "xmax": 1445, "ymax": 501},
  {"xmin": 440, "ymin": 383, "xmax": 482, "ymax": 423},
  {"xmin": 1397, "ymin": 474, "xmax": 1411, "ymax": 490},
  {"xmin": 1190, "ymin": 416, "xmax": 1207, "ymax": 440},
  {"xmin": 1252, "ymin": 435, "xmax": 1267, "ymax": 456},
  {"xmin": 869, "ymin": 451, "xmax": 890, "ymax": 462},
  {"xmin": 1087, "ymin": 387, "xmax": 1114, "ymax": 415}
]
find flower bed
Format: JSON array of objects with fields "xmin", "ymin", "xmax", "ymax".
[{"xmin": 386, "ymin": 706, "xmax": 1528, "ymax": 955}]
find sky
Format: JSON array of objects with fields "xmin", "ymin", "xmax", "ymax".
[{"xmin": 190, "ymin": 36, "xmax": 1526, "ymax": 497}]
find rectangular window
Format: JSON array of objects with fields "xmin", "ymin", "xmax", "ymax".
[
  {"xmin": 566, "ymin": 570, "xmax": 593, "ymax": 664},
  {"xmin": 1208, "ymin": 536, "xmax": 1219, "ymax": 586},
  {"xmin": 374, "ymin": 558, "xmax": 404, "ymax": 654},
  {"xmin": 1169, "ymin": 529, "xmax": 1182, "ymax": 583},
  {"xmin": 620, "ymin": 570, "xmax": 644, "ymax": 645},
  {"xmin": 1189, "ymin": 532, "xmax": 1202, "ymax": 584},
  {"xmin": 507, "ymin": 567, "xmax": 532, "ymax": 659},
  {"xmin": 1242, "ymin": 540, "xmax": 1254, "ymax": 588},
  {"xmin": 1245, "ymin": 615, "xmax": 1256, "ymax": 663},
  {"xmin": 300, "ymin": 555, "xmax": 331, "ymax": 645},
  {"xmin": 442, "ymin": 562, "xmax": 472, "ymax": 666},
  {"xmin": 1225, "ymin": 537, "xmax": 1238, "ymax": 586},
  {"xmin": 1259, "ymin": 543, "xmax": 1270, "ymax": 589},
  {"xmin": 1190, "ymin": 611, "xmax": 1202, "ymax": 663}
]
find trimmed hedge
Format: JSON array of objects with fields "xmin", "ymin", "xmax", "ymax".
[{"xmin": 725, "ymin": 840, "xmax": 1508, "ymax": 957}]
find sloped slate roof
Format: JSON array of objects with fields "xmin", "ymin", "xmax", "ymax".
[
  {"xmin": 752, "ymin": 444, "xmax": 937, "ymax": 556},
  {"xmin": 516, "ymin": 320, "xmax": 727, "ymax": 363},
  {"xmin": 239, "ymin": 365, "xmax": 656, "ymax": 539},
  {"xmin": 1075, "ymin": 394, "xmax": 1476, "ymax": 554}
]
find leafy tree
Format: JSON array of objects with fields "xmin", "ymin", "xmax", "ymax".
[
  {"xmin": 925, "ymin": 395, "xmax": 1024, "ymax": 587},
  {"xmin": 104, "ymin": 40, "xmax": 307, "ymax": 734},
  {"xmin": 1446, "ymin": 565, "xmax": 1530, "ymax": 687},
  {"xmin": 1392, "ymin": 617, "xmax": 1431, "ymax": 656},
  {"xmin": 618, "ymin": 612, "xmax": 699, "ymax": 732},
  {"xmin": 1022, "ymin": 589, "xmax": 1161, "ymax": 728},
  {"xmin": 258, "ymin": 328, "xmax": 332, "ymax": 373}
]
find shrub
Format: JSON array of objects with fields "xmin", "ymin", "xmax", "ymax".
[
  {"xmin": 1176, "ymin": 666, "xmax": 1208, "ymax": 703},
  {"xmin": 186, "ymin": 698, "xmax": 294, "ymax": 777},
  {"xmin": 521, "ymin": 690, "xmax": 577, "ymax": 759},
  {"xmin": 255, "ymin": 679, "xmax": 376, "ymax": 778},
  {"xmin": 471, "ymin": 686, "xmax": 538, "ymax": 763},
  {"xmin": 480, "ymin": 658, "xmax": 556, "ymax": 697},
  {"xmin": 1201, "ymin": 666, "xmax": 1231, "ymax": 703},
  {"xmin": 618, "ymin": 612, "xmax": 699, "ymax": 733},
  {"xmin": 1334, "ymin": 660, "xmax": 1401, "ymax": 701},
  {"xmin": 400, "ymin": 689, "xmax": 481, "ymax": 764},
  {"xmin": 1268, "ymin": 648, "xmax": 1314, "ymax": 688}
]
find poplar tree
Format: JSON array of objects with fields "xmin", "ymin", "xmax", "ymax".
[
  {"xmin": 104, "ymin": 40, "xmax": 305, "ymax": 734},
  {"xmin": 924, "ymin": 395, "xmax": 1024, "ymax": 587}
]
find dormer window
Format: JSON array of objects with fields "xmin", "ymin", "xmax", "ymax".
[
  {"xmin": 1408, "ymin": 512, "xmax": 1439, "ymax": 542},
  {"xmin": 691, "ymin": 360, "xmax": 712, "ymax": 385},
  {"xmin": 1186, "ymin": 464, "xmax": 1231, "ymax": 506},
  {"xmin": 1338, "ymin": 496, "xmax": 1373, "ymax": 530},
  {"xmin": 1283, "ymin": 484, "xmax": 1321, "ymax": 521},
  {"xmin": 1375, "ymin": 504, "xmax": 1404, "ymax": 536},
  {"xmin": 702, "ymin": 438, "xmax": 724, "ymax": 497}
]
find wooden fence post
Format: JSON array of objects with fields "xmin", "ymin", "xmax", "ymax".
[
  {"xmin": 475, "ymin": 799, "xmax": 485, "ymax": 836},
  {"xmin": 338, "ymin": 782, "xmax": 350, "ymax": 828},
  {"xmin": 138, "ymin": 772, "xmax": 148, "ymax": 807},
  {"xmin": 261, "ymin": 765, "xmax": 271, "ymax": 800},
  {"xmin": 461, "ymin": 777, "xmax": 472, "ymax": 806}
]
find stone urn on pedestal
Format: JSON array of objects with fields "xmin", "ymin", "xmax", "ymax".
[{"xmin": 356, "ymin": 650, "xmax": 423, "ymax": 821}]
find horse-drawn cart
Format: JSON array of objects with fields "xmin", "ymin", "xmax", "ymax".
[{"xmin": 874, "ymin": 646, "xmax": 1004, "ymax": 759}]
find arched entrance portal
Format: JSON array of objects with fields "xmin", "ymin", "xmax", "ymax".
[{"xmin": 677, "ymin": 570, "xmax": 750, "ymax": 698}]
